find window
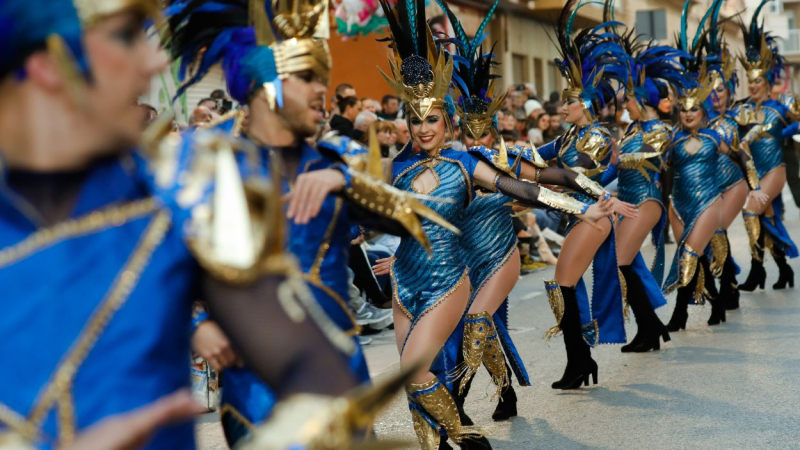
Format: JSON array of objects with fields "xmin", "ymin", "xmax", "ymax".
[
  {"xmin": 769, "ymin": 0, "xmax": 783, "ymax": 14},
  {"xmin": 512, "ymin": 54, "xmax": 529, "ymax": 84},
  {"xmin": 547, "ymin": 61, "xmax": 562, "ymax": 95},
  {"xmin": 635, "ymin": 9, "xmax": 667, "ymax": 41},
  {"xmin": 533, "ymin": 58, "xmax": 544, "ymax": 101}
]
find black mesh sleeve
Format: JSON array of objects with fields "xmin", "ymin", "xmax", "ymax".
[
  {"xmin": 200, "ymin": 274, "xmax": 358, "ymax": 398},
  {"xmin": 495, "ymin": 175, "xmax": 545, "ymax": 208},
  {"xmin": 537, "ymin": 167, "xmax": 596, "ymax": 199}
]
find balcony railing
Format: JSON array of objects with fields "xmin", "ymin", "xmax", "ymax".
[{"xmin": 780, "ymin": 29, "xmax": 800, "ymax": 55}]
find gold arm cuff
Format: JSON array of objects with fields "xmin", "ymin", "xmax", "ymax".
[
  {"xmin": 343, "ymin": 170, "xmax": 459, "ymax": 255},
  {"xmin": 536, "ymin": 187, "xmax": 588, "ymax": 216},
  {"xmin": 574, "ymin": 173, "xmax": 606, "ymax": 198},
  {"xmin": 745, "ymin": 160, "xmax": 760, "ymax": 191}
]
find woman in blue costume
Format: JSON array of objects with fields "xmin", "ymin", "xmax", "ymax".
[
  {"xmin": 702, "ymin": 0, "xmax": 766, "ymax": 312},
  {"xmin": 662, "ymin": 12, "xmax": 762, "ymax": 331},
  {"xmin": 164, "ymin": 0, "xmax": 456, "ymax": 446},
  {"xmin": 369, "ymin": 0, "xmax": 611, "ymax": 447},
  {"xmin": 598, "ymin": 9, "xmax": 688, "ymax": 350},
  {"xmin": 735, "ymin": 0, "xmax": 799, "ymax": 293},
  {"xmin": 0, "ymin": 0, "xmax": 407, "ymax": 448},
  {"xmin": 428, "ymin": 0, "xmax": 632, "ymax": 426},
  {"xmin": 533, "ymin": 0, "xmax": 632, "ymax": 389}
]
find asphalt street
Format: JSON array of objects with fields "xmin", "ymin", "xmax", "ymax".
[{"xmin": 196, "ymin": 188, "xmax": 800, "ymax": 449}]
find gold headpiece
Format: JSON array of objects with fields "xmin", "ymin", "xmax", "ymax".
[
  {"xmin": 456, "ymin": 87, "xmax": 507, "ymax": 141},
  {"xmin": 679, "ymin": 61, "xmax": 714, "ymax": 111},
  {"xmin": 251, "ymin": 0, "xmax": 332, "ymax": 106},
  {"xmin": 739, "ymin": 35, "xmax": 774, "ymax": 84}
]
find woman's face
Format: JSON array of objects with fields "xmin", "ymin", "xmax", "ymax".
[
  {"xmin": 679, "ymin": 105, "xmax": 704, "ymax": 130},
  {"xmin": 81, "ymin": 12, "xmax": 168, "ymax": 149},
  {"xmin": 537, "ymin": 114, "xmax": 550, "ymax": 131},
  {"xmin": 410, "ymin": 109, "xmax": 447, "ymax": 152},
  {"xmin": 463, "ymin": 129, "xmax": 494, "ymax": 148},
  {"xmin": 748, "ymin": 75, "xmax": 769, "ymax": 102},
  {"xmin": 561, "ymin": 96, "xmax": 586, "ymax": 125},
  {"xmin": 502, "ymin": 113, "xmax": 516, "ymax": 131},
  {"xmin": 711, "ymin": 84, "xmax": 729, "ymax": 111},
  {"xmin": 377, "ymin": 128, "xmax": 396, "ymax": 146},
  {"xmin": 625, "ymin": 95, "xmax": 641, "ymax": 121}
]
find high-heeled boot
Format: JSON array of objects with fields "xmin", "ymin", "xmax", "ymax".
[
  {"xmin": 545, "ymin": 282, "xmax": 598, "ymax": 390},
  {"xmin": 740, "ymin": 214, "xmax": 766, "ymax": 291},
  {"xmin": 619, "ymin": 265, "xmax": 670, "ymax": 352},
  {"xmin": 408, "ymin": 377, "xmax": 490, "ymax": 450},
  {"xmin": 490, "ymin": 364, "xmax": 517, "ymax": 421},
  {"xmin": 720, "ymin": 237, "xmax": 740, "ymax": 310},
  {"xmin": 771, "ymin": 246, "xmax": 795, "ymax": 290},
  {"xmin": 667, "ymin": 245, "xmax": 701, "ymax": 331},
  {"xmin": 701, "ymin": 256, "xmax": 726, "ymax": 325}
]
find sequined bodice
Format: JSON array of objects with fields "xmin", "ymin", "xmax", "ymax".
[
  {"xmin": 747, "ymin": 100, "xmax": 788, "ymax": 177},
  {"xmin": 617, "ymin": 120, "xmax": 664, "ymax": 205}
]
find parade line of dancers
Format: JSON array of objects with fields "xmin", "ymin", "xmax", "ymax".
[{"xmin": 0, "ymin": 0, "xmax": 796, "ymax": 449}]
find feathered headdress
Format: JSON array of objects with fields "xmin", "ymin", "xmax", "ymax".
[
  {"xmin": 600, "ymin": 0, "xmax": 688, "ymax": 112},
  {"xmin": 739, "ymin": 0, "xmax": 784, "ymax": 84},
  {"xmin": 553, "ymin": 0, "xmax": 629, "ymax": 122},
  {"xmin": 434, "ymin": 0, "xmax": 503, "ymax": 141},
  {"xmin": 377, "ymin": 0, "xmax": 453, "ymax": 123},
  {"xmin": 165, "ymin": 0, "xmax": 331, "ymax": 107},
  {"xmin": 0, "ymin": 0, "xmax": 160, "ymax": 95},
  {"xmin": 674, "ymin": 0, "xmax": 716, "ymax": 111},
  {"xmin": 703, "ymin": 0, "xmax": 738, "ymax": 99}
]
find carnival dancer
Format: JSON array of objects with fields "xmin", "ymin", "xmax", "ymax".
[
  {"xmin": 164, "ymin": 0, "xmax": 461, "ymax": 446},
  {"xmin": 533, "ymin": 0, "xmax": 633, "ymax": 387},
  {"xmin": 736, "ymin": 0, "xmax": 799, "ymax": 292},
  {"xmin": 368, "ymin": 0, "xmax": 614, "ymax": 446},
  {"xmin": 663, "ymin": 6, "xmax": 765, "ymax": 331},
  {"xmin": 429, "ymin": 0, "xmax": 635, "ymax": 426},
  {"xmin": 596, "ymin": 3, "xmax": 689, "ymax": 350},
  {"xmin": 0, "ymin": 0, "xmax": 412, "ymax": 448},
  {"xmin": 703, "ymin": 0, "xmax": 767, "ymax": 312}
]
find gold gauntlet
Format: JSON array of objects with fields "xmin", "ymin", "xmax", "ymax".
[
  {"xmin": 741, "ymin": 123, "xmax": 774, "ymax": 146},
  {"xmin": 343, "ymin": 170, "xmax": 459, "ymax": 254},
  {"xmin": 618, "ymin": 152, "xmax": 661, "ymax": 182},
  {"xmin": 536, "ymin": 187, "xmax": 589, "ymax": 216},
  {"xmin": 745, "ymin": 160, "xmax": 760, "ymax": 191},
  {"xmin": 574, "ymin": 172, "xmax": 606, "ymax": 199}
]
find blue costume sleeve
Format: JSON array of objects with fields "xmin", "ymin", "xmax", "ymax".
[
  {"xmin": 599, "ymin": 163, "xmax": 618, "ymax": 187},
  {"xmin": 536, "ymin": 138, "xmax": 559, "ymax": 161},
  {"xmin": 783, "ymin": 121, "xmax": 799, "ymax": 139}
]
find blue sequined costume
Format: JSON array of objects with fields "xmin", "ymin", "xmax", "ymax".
[
  {"xmin": 600, "ymin": 119, "xmax": 670, "ymax": 307},
  {"xmin": 0, "ymin": 156, "xmax": 196, "ymax": 449},
  {"xmin": 663, "ymin": 129, "xmax": 723, "ymax": 293},
  {"xmin": 538, "ymin": 123, "xmax": 626, "ymax": 345},
  {"xmin": 708, "ymin": 110, "xmax": 745, "ymax": 192},
  {"xmin": 390, "ymin": 148, "xmax": 477, "ymax": 333}
]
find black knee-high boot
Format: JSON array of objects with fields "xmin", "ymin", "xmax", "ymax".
[
  {"xmin": 720, "ymin": 235, "xmax": 740, "ymax": 310},
  {"xmin": 491, "ymin": 364, "xmax": 517, "ymax": 421},
  {"xmin": 772, "ymin": 246, "xmax": 795, "ymax": 290},
  {"xmin": 551, "ymin": 286, "xmax": 597, "ymax": 390},
  {"xmin": 667, "ymin": 272, "xmax": 696, "ymax": 332},
  {"xmin": 702, "ymin": 256, "xmax": 725, "ymax": 325},
  {"xmin": 740, "ymin": 228, "xmax": 766, "ymax": 291},
  {"xmin": 619, "ymin": 265, "xmax": 670, "ymax": 352}
]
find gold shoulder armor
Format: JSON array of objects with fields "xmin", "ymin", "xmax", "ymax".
[
  {"xmin": 642, "ymin": 123, "xmax": 673, "ymax": 154},
  {"xmin": 577, "ymin": 125, "xmax": 612, "ymax": 163},
  {"xmin": 618, "ymin": 152, "xmax": 662, "ymax": 182}
]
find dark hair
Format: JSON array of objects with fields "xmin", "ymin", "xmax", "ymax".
[
  {"xmin": 338, "ymin": 96, "xmax": 359, "ymax": 112},
  {"xmin": 549, "ymin": 91, "xmax": 560, "ymax": 103},
  {"xmin": 197, "ymin": 97, "xmax": 216, "ymax": 107},
  {"xmin": 335, "ymin": 83, "xmax": 355, "ymax": 98},
  {"xmin": 381, "ymin": 94, "xmax": 398, "ymax": 105},
  {"xmin": 545, "ymin": 105, "xmax": 558, "ymax": 116},
  {"xmin": 209, "ymin": 89, "xmax": 226, "ymax": 100}
]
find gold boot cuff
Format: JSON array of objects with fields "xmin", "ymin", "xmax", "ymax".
[
  {"xmin": 742, "ymin": 210, "xmax": 762, "ymax": 262},
  {"xmin": 678, "ymin": 244, "xmax": 700, "ymax": 290},
  {"xmin": 452, "ymin": 311, "xmax": 493, "ymax": 395},
  {"xmin": 543, "ymin": 279, "xmax": 565, "ymax": 342},
  {"xmin": 408, "ymin": 378, "xmax": 482, "ymax": 444},
  {"xmin": 709, "ymin": 229, "xmax": 729, "ymax": 278}
]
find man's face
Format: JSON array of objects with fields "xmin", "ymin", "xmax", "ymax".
[
  {"xmin": 80, "ymin": 12, "xmax": 168, "ymax": 150},
  {"xmin": 193, "ymin": 106, "xmax": 213, "ymax": 125},
  {"xmin": 363, "ymin": 100, "xmax": 378, "ymax": 113},
  {"xmin": 394, "ymin": 120, "xmax": 410, "ymax": 145},
  {"xmin": 279, "ymin": 71, "xmax": 327, "ymax": 138},
  {"xmin": 384, "ymin": 98, "xmax": 399, "ymax": 115}
]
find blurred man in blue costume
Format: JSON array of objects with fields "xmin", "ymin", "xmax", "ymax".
[
  {"xmin": 163, "ymin": 0, "xmax": 458, "ymax": 446},
  {"xmin": 0, "ymin": 0, "xmax": 416, "ymax": 448}
]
